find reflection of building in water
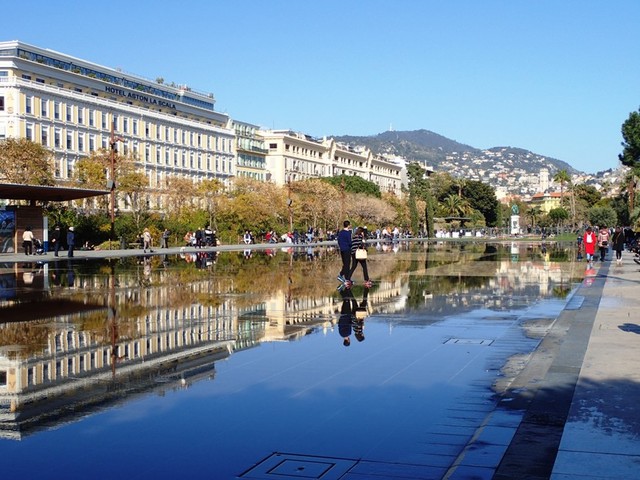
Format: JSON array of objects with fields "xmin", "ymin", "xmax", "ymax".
[
  {"xmin": 260, "ymin": 277, "xmax": 409, "ymax": 341},
  {"xmin": 0, "ymin": 268, "xmax": 268, "ymax": 440},
  {"xmin": 262, "ymin": 291, "xmax": 338, "ymax": 341}
]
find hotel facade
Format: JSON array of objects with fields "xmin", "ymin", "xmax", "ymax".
[
  {"xmin": 0, "ymin": 40, "xmax": 406, "ymax": 211},
  {"xmin": 261, "ymin": 130, "xmax": 405, "ymax": 195}
]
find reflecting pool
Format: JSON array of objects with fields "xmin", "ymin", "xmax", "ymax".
[{"xmin": 0, "ymin": 241, "xmax": 584, "ymax": 479}]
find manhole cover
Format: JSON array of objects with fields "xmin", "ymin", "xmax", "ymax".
[{"xmin": 240, "ymin": 452, "xmax": 357, "ymax": 479}]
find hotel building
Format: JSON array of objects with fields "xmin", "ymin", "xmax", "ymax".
[
  {"xmin": 0, "ymin": 40, "xmax": 235, "ymax": 210},
  {"xmin": 261, "ymin": 130, "xmax": 405, "ymax": 195},
  {"xmin": 0, "ymin": 40, "xmax": 407, "ymax": 211}
]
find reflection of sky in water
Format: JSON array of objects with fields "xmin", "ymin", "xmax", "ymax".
[{"xmin": 0, "ymin": 242, "xmax": 586, "ymax": 478}]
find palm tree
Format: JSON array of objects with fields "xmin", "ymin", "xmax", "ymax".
[
  {"xmin": 528, "ymin": 206, "xmax": 543, "ymax": 230},
  {"xmin": 554, "ymin": 169, "xmax": 574, "ymax": 226}
]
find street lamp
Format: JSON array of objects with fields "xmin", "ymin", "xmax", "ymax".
[
  {"xmin": 109, "ymin": 119, "xmax": 124, "ymax": 248},
  {"xmin": 287, "ymin": 177, "xmax": 293, "ymax": 232}
]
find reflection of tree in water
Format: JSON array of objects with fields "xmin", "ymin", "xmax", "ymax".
[{"xmin": 0, "ymin": 321, "xmax": 51, "ymax": 357}]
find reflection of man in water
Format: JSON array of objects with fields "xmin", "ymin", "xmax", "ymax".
[
  {"xmin": 353, "ymin": 286, "xmax": 371, "ymax": 342},
  {"xmin": 338, "ymin": 288, "xmax": 357, "ymax": 346}
]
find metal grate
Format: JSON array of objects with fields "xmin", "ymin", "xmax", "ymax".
[
  {"xmin": 444, "ymin": 338, "xmax": 494, "ymax": 346},
  {"xmin": 240, "ymin": 452, "xmax": 357, "ymax": 479}
]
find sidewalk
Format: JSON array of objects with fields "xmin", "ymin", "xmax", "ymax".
[
  {"xmin": 550, "ymin": 256, "xmax": 640, "ymax": 479},
  {"xmin": 492, "ymin": 253, "xmax": 640, "ymax": 480},
  {"xmin": 0, "ymin": 241, "xmax": 337, "ymax": 264}
]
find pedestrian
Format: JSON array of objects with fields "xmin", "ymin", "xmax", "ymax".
[
  {"xmin": 67, "ymin": 226, "xmax": 75, "ymax": 257},
  {"xmin": 51, "ymin": 225, "xmax": 61, "ymax": 256},
  {"xmin": 583, "ymin": 226, "xmax": 596, "ymax": 264},
  {"xmin": 612, "ymin": 226, "xmax": 625, "ymax": 264},
  {"xmin": 22, "ymin": 226, "xmax": 34, "ymax": 255},
  {"xmin": 336, "ymin": 220, "xmax": 353, "ymax": 286},
  {"xmin": 349, "ymin": 226, "xmax": 372, "ymax": 287},
  {"xmin": 161, "ymin": 228, "xmax": 170, "ymax": 248},
  {"xmin": 597, "ymin": 226, "xmax": 610, "ymax": 262},
  {"xmin": 142, "ymin": 228, "xmax": 153, "ymax": 253}
]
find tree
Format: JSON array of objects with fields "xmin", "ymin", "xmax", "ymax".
[
  {"xmin": 197, "ymin": 178, "xmax": 224, "ymax": 230},
  {"xmin": 527, "ymin": 206, "xmax": 543, "ymax": 229},
  {"xmin": 0, "ymin": 138, "xmax": 55, "ymax": 185},
  {"xmin": 548, "ymin": 207, "xmax": 569, "ymax": 229},
  {"xmin": 463, "ymin": 180, "xmax": 499, "ymax": 226},
  {"xmin": 323, "ymin": 174, "xmax": 381, "ymax": 198},
  {"xmin": 588, "ymin": 205, "xmax": 617, "ymax": 228},
  {"xmin": 553, "ymin": 169, "xmax": 574, "ymax": 224},
  {"xmin": 619, "ymin": 109, "xmax": 640, "ymax": 221},
  {"xmin": 406, "ymin": 162, "xmax": 437, "ymax": 237},
  {"xmin": 619, "ymin": 108, "xmax": 640, "ymax": 169}
]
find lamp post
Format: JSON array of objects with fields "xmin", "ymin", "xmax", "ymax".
[
  {"xmin": 287, "ymin": 177, "xmax": 293, "ymax": 232},
  {"xmin": 109, "ymin": 120, "xmax": 124, "ymax": 249}
]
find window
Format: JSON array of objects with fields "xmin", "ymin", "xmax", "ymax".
[
  {"xmin": 42, "ymin": 126, "xmax": 49, "ymax": 146},
  {"xmin": 54, "ymin": 128, "xmax": 61, "ymax": 148},
  {"xmin": 0, "ymin": 370, "xmax": 6, "ymax": 386},
  {"xmin": 66, "ymin": 131, "xmax": 73, "ymax": 149},
  {"xmin": 25, "ymin": 95, "xmax": 33, "ymax": 114},
  {"xmin": 0, "ymin": 95, "xmax": 4, "ymax": 111},
  {"xmin": 88, "ymin": 109, "xmax": 94, "ymax": 127},
  {"xmin": 133, "ymin": 119, "xmax": 138, "ymax": 135},
  {"xmin": 123, "ymin": 117, "xmax": 129, "ymax": 133},
  {"xmin": 41, "ymin": 99, "xmax": 48, "ymax": 117},
  {"xmin": 66, "ymin": 105, "xmax": 73, "ymax": 122},
  {"xmin": 101, "ymin": 112, "xmax": 107, "ymax": 129},
  {"xmin": 78, "ymin": 107, "xmax": 84, "ymax": 124},
  {"xmin": 54, "ymin": 101, "xmax": 60, "ymax": 119},
  {"xmin": 89, "ymin": 134, "xmax": 95, "ymax": 151},
  {"xmin": 78, "ymin": 133, "xmax": 84, "ymax": 152},
  {"xmin": 25, "ymin": 123, "xmax": 33, "ymax": 141}
]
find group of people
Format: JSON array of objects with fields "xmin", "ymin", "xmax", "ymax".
[
  {"xmin": 22, "ymin": 225, "xmax": 75, "ymax": 257},
  {"xmin": 581, "ymin": 225, "xmax": 625, "ymax": 265},
  {"xmin": 183, "ymin": 226, "xmax": 217, "ymax": 248},
  {"xmin": 337, "ymin": 220, "xmax": 372, "ymax": 289}
]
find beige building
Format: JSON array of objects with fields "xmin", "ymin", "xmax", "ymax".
[{"xmin": 261, "ymin": 130, "xmax": 405, "ymax": 195}]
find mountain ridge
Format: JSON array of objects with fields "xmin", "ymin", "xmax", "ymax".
[{"xmin": 332, "ymin": 129, "xmax": 579, "ymax": 176}]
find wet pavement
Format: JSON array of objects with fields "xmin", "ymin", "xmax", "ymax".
[{"xmin": 0, "ymin": 241, "xmax": 637, "ymax": 479}]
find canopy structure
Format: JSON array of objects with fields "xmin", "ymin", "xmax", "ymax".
[{"xmin": 0, "ymin": 183, "xmax": 109, "ymax": 203}]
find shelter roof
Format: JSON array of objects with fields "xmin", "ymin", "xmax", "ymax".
[{"xmin": 0, "ymin": 183, "xmax": 109, "ymax": 202}]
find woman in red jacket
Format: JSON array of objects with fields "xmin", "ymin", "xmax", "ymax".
[{"xmin": 583, "ymin": 226, "xmax": 596, "ymax": 263}]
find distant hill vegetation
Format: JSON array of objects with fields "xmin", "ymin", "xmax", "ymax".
[{"xmin": 332, "ymin": 129, "xmax": 578, "ymax": 175}]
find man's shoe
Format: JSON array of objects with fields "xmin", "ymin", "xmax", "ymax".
[{"xmin": 337, "ymin": 274, "xmax": 345, "ymax": 283}]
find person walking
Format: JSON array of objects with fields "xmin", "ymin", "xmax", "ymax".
[
  {"xmin": 161, "ymin": 228, "xmax": 170, "ymax": 248},
  {"xmin": 142, "ymin": 228, "xmax": 153, "ymax": 253},
  {"xmin": 612, "ymin": 226, "xmax": 625, "ymax": 264},
  {"xmin": 67, "ymin": 227, "xmax": 75, "ymax": 257},
  {"xmin": 349, "ymin": 226, "xmax": 372, "ymax": 287},
  {"xmin": 51, "ymin": 225, "xmax": 61, "ymax": 256},
  {"xmin": 337, "ymin": 220, "xmax": 353, "ymax": 286},
  {"xmin": 583, "ymin": 226, "xmax": 596, "ymax": 264},
  {"xmin": 22, "ymin": 227, "xmax": 34, "ymax": 255},
  {"xmin": 597, "ymin": 226, "xmax": 610, "ymax": 262}
]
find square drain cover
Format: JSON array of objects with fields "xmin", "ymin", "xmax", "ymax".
[
  {"xmin": 444, "ymin": 338, "xmax": 494, "ymax": 346},
  {"xmin": 240, "ymin": 452, "xmax": 357, "ymax": 479}
]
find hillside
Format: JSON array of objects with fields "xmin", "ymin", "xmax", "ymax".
[{"xmin": 332, "ymin": 129, "xmax": 579, "ymax": 176}]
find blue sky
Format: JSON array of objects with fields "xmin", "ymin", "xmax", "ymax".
[{"xmin": 5, "ymin": 0, "xmax": 639, "ymax": 174}]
